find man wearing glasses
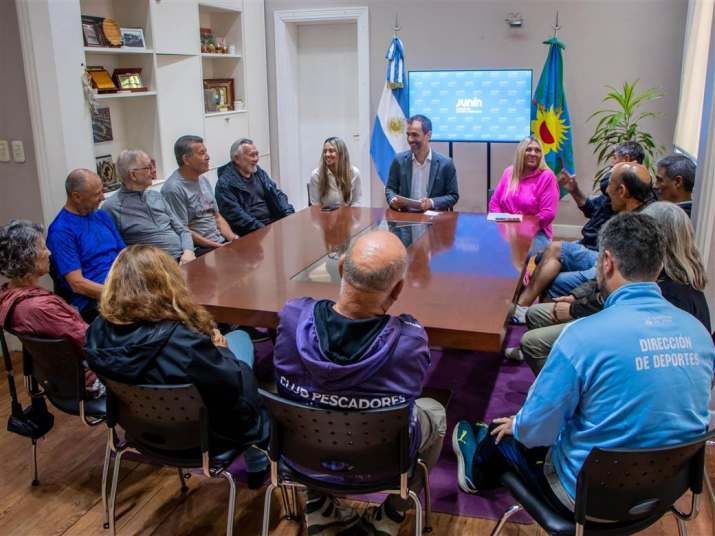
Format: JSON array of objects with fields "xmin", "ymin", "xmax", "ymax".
[{"xmin": 102, "ymin": 149, "xmax": 196, "ymax": 264}]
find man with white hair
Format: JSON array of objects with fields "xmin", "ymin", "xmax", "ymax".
[
  {"xmin": 102, "ymin": 150, "xmax": 196, "ymax": 264},
  {"xmin": 215, "ymin": 138, "xmax": 294, "ymax": 236}
]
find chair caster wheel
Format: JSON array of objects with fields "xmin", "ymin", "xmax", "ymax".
[
  {"xmin": 103, "ymin": 523, "xmax": 110, "ymax": 529},
  {"xmin": 31, "ymin": 479, "xmax": 39, "ymax": 487},
  {"xmin": 423, "ymin": 528, "xmax": 433, "ymax": 533}
]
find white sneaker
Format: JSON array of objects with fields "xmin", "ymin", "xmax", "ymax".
[
  {"xmin": 504, "ymin": 347, "xmax": 524, "ymax": 362},
  {"xmin": 305, "ymin": 494, "xmax": 361, "ymax": 535},
  {"xmin": 510, "ymin": 305, "xmax": 528, "ymax": 325}
]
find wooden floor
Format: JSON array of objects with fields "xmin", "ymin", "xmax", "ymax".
[{"xmin": 1, "ymin": 352, "xmax": 713, "ymax": 536}]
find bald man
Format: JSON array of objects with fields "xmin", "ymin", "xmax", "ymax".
[
  {"xmin": 506, "ymin": 163, "xmax": 655, "ymax": 368},
  {"xmin": 511, "ymin": 162, "xmax": 654, "ymax": 323},
  {"xmin": 47, "ymin": 169, "xmax": 125, "ymax": 321},
  {"xmin": 274, "ymin": 230, "xmax": 446, "ymax": 536}
]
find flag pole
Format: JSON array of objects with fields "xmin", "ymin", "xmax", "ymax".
[
  {"xmin": 552, "ymin": 11, "xmax": 560, "ymax": 38},
  {"xmin": 393, "ymin": 13, "xmax": 400, "ymax": 36}
]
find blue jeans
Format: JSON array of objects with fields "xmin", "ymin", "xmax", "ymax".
[
  {"xmin": 546, "ymin": 241, "xmax": 598, "ymax": 298},
  {"xmin": 224, "ymin": 330, "xmax": 268, "ymax": 473},
  {"xmin": 529, "ymin": 230, "xmax": 551, "ymax": 256},
  {"xmin": 472, "ymin": 424, "xmax": 572, "ymax": 517}
]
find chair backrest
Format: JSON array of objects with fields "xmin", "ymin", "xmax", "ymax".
[
  {"xmin": 103, "ymin": 378, "xmax": 208, "ymax": 453},
  {"xmin": 306, "ymin": 183, "xmax": 312, "ymax": 206},
  {"xmin": 575, "ymin": 428, "xmax": 715, "ymax": 524},
  {"xmin": 12, "ymin": 330, "xmax": 85, "ymax": 405},
  {"xmin": 259, "ymin": 389, "xmax": 411, "ymax": 479}
]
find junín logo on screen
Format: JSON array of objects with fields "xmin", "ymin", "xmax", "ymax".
[{"xmin": 455, "ymin": 97, "xmax": 483, "ymax": 114}]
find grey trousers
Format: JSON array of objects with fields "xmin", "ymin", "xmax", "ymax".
[{"xmin": 520, "ymin": 303, "xmax": 569, "ymax": 375}]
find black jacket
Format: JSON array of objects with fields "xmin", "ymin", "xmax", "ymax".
[
  {"xmin": 577, "ymin": 174, "xmax": 613, "ymax": 250},
  {"xmin": 215, "ymin": 163, "xmax": 295, "ymax": 236},
  {"xmin": 84, "ymin": 318, "xmax": 269, "ymax": 451},
  {"xmin": 569, "ymin": 274, "xmax": 711, "ymax": 331}
]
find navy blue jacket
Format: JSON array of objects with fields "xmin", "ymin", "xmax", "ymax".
[
  {"xmin": 577, "ymin": 174, "xmax": 613, "ymax": 250},
  {"xmin": 216, "ymin": 163, "xmax": 295, "ymax": 236},
  {"xmin": 385, "ymin": 150, "xmax": 459, "ymax": 210}
]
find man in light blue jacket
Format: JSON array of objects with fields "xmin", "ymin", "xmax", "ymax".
[{"xmin": 453, "ymin": 212, "xmax": 714, "ymax": 516}]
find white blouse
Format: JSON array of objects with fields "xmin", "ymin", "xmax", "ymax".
[{"xmin": 309, "ymin": 166, "xmax": 362, "ymax": 206}]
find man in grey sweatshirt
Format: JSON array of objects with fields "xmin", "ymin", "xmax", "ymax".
[{"xmin": 102, "ymin": 150, "xmax": 195, "ymax": 264}]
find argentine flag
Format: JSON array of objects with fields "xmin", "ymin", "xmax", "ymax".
[{"xmin": 370, "ymin": 37, "xmax": 409, "ymax": 183}]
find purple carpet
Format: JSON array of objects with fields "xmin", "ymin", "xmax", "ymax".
[{"xmin": 231, "ymin": 327, "xmax": 535, "ymax": 523}]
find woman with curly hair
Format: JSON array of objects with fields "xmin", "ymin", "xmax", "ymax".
[
  {"xmin": 0, "ymin": 220, "xmax": 103, "ymax": 396},
  {"xmin": 84, "ymin": 245, "xmax": 269, "ymax": 486}
]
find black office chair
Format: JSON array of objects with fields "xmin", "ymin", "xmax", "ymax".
[
  {"xmin": 491, "ymin": 429, "xmax": 715, "ymax": 536},
  {"xmin": 103, "ymin": 379, "xmax": 247, "ymax": 536},
  {"xmin": 3, "ymin": 329, "xmax": 110, "ymax": 524},
  {"xmin": 258, "ymin": 389, "xmax": 432, "ymax": 536},
  {"xmin": 306, "ymin": 183, "xmax": 313, "ymax": 206}
]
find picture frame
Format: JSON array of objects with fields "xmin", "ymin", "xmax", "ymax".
[
  {"xmin": 200, "ymin": 27, "xmax": 215, "ymax": 53},
  {"xmin": 120, "ymin": 27, "xmax": 145, "ymax": 48},
  {"xmin": 81, "ymin": 15, "xmax": 106, "ymax": 47},
  {"xmin": 96, "ymin": 155, "xmax": 120, "ymax": 192},
  {"xmin": 91, "ymin": 106, "xmax": 113, "ymax": 144},
  {"xmin": 203, "ymin": 78, "xmax": 234, "ymax": 113},
  {"xmin": 112, "ymin": 68, "xmax": 147, "ymax": 92}
]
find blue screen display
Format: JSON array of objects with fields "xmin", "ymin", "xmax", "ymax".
[{"xmin": 408, "ymin": 70, "xmax": 533, "ymax": 142}]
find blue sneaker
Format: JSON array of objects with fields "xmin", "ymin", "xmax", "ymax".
[{"xmin": 452, "ymin": 420, "xmax": 488, "ymax": 493}]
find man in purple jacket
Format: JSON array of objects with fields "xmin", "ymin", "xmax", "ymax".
[{"xmin": 274, "ymin": 229, "xmax": 446, "ymax": 536}]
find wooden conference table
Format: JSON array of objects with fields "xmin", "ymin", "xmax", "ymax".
[{"xmin": 184, "ymin": 206, "xmax": 538, "ymax": 352}]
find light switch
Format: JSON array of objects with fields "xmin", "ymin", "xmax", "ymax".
[
  {"xmin": 11, "ymin": 140, "xmax": 25, "ymax": 163},
  {"xmin": 0, "ymin": 140, "xmax": 9, "ymax": 162}
]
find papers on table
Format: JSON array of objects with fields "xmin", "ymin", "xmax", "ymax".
[
  {"xmin": 487, "ymin": 212, "xmax": 523, "ymax": 222},
  {"xmin": 423, "ymin": 210, "xmax": 441, "ymax": 216}
]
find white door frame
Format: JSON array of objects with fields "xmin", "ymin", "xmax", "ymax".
[{"xmin": 274, "ymin": 7, "xmax": 370, "ymax": 209}]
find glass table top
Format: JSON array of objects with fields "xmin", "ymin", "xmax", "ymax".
[{"xmin": 290, "ymin": 220, "xmax": 432, "ymax": 283}]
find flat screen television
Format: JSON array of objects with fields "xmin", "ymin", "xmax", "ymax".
[{"xmin": 408, "ymin": 69, "xmax": 532, "ymax": 142}]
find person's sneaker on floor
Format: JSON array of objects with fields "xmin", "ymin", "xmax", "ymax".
[
  {"xmin": 305, "ymin": 493, "xmax": 361, "ymax": 536},
  {"xmin": 452, "ymin": 420, "xmax": 489, "ymax": 494},
  {"xmin": 510, "ymin": 304, "xmax": 528, "ymax": 325},
  {"xmin": 359, "ymin": 501, "xmax": 405, "ymax": 536},
  {"xmin": 504, "ymin": 346, "xmax": 524, "ymax": 362}
]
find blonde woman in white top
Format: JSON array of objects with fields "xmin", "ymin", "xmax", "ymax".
[{"xmin": 309, "ymin": 137, "xmax": 362, "ymax": 206}]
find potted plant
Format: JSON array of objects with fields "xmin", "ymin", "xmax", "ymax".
[{"xmin": 588, "ymin": 80, "xmax": 665, "ymax": 186}]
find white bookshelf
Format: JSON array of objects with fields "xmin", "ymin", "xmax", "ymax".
[{"xmin": 16, "ymin": 0, "xmax": 269, "ymax": 221}]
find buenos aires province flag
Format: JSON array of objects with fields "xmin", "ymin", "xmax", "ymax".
[{"xmin": 370, "ymin": 37, "xmax": 409, "ymax": 183}]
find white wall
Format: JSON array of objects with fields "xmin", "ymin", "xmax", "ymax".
[
  {"xmin": 265, "ymin": 0, "xmax": 688, "ymax": 227},
  {"xmin": 1, "ymin": 0, "xmax": 43, "ymax": 225}
]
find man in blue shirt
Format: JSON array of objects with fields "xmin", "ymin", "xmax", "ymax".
[
  {"xmin": 453, "ymin": 212, "xmax": 713, "ymax": 516},
  {"xmin": 47, "ymin": 169, "xmax": 125, "ymax": 321}
]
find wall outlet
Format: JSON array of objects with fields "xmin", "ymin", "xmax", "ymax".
[
  {"xmin": 0, "ymin": 140, "xmax": 9, "ymax": 162},
  {"xmin": 11, "ymin": 140, "xmax": 26, "ymax": 163}
]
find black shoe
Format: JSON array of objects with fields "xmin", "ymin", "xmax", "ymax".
[{"xmin": 247, "ymin": 467, "xmax": 269, "ymax": 489}]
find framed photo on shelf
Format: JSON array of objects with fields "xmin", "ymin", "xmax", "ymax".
[
  {"xmin": 120, "ymin": 27, "xmax": 145, "ymax": 48},
  {"xmin": 200, "ymin": 27, "xmax": 215, "ymax": 53},
  {"xmin": 91, "ymin": 106, "xmax": 113, "ymax": 144},
  {"xmin": 203, "ymin": 79, "xmax": 234, "ymax": 113},
  {"xmin": 112, "ymin": 68, "xmax": 147, "ymax": 92},
  {"xmin": 81, "ymin": 15, "xmax": 106, "ymax": 47},
  {"xmin": 96, "ymin": 155, "xmax": 120, "ymax": 192}
]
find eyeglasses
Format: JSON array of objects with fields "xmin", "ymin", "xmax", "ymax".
[{"xmin": 132, "ymin": 166, "xmax": 153, "ymax": 172}]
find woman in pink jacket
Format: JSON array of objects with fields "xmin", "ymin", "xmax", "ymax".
[{"xmin": 488, "ymin": 136, "xmax": 560, "ymax": 254}]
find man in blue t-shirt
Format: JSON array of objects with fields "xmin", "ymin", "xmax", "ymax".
[
  {"xmin": 453, "ymin": 213, "xmax": 714, "ymax": 517},
  {"xmin": 47, "ymin": 169, "xmax": 125, "ymax": 321}
]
